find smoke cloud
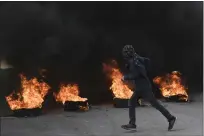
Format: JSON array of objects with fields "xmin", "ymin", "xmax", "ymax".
[{"xmin": 0, "ymin": 1, "xmax": 202, "ymax": 103}]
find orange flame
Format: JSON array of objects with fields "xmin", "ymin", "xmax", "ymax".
[
  {"xmin": 153, "ymin": 71, "xmax": 188, "ymax": 101},
  {"xmin": 103, "ymin": 60, "xmax": 133, "ymax": 99},
  {"xmin": 54, "ymin": 84, "xmax": 88, "ymax": 104},
  {"xmin": 5, "ymin": 74, "xmax": 50, "ymax": 110}
]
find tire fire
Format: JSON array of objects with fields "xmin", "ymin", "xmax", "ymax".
[
  {"xmin": 5, "ymin": 74, "xmax": 51, "ymax": 110},
  {"xmin": 153, "ymin": 71, "xmax": 188, "ymax": 101},
  {"xmin": 54, "ymin": 84, "xmax": 89, "ymax": 111},
  {"xmin": 103, "ymin": 60, "xmax": 133, "ymax": 99}
]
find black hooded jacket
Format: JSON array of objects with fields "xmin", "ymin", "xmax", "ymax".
[{"xmin": 124, "ymin": 56, "xmax": 151, "ymax": 91}]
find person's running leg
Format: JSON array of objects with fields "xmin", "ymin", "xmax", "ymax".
[
  {"xmin": 143, "ymin": 90, "xmax": 176, "ymax": 130},
  {"xmin": 121, "ymin": 90, "xmax": 140, "ymax": 130}
]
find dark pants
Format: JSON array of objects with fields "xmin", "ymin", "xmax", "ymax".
[{"xmin": 128, "ymin": 86, "xmax": 173, "ymax": 125}]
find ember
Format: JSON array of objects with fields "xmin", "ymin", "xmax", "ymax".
[
  {"xmin": 153, "ymin": 71, "xmax": 188, "ymax": 101},
  {"xmin": 5, "ymin": 74, "xmax": 51, "ymax": 110},
  {"xmin": 54, "ymin": 84, "xmax": 89, "ymax": 111}
]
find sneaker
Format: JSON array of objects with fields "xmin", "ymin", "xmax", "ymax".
[
  {"xmin": 168, "ymin": 116, "xmax": 176, "ymax": 131},
  {"xmin": 121, "ymin": 124, "xmax": 137, "ymax": 130}
]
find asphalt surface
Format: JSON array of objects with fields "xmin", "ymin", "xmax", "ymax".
[{"xmin": 1, "ymin": 101, "xmax": 202, "ymax": 136}]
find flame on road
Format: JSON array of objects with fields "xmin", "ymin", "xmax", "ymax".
[
  {"xmin": 103, "ymin": 60, "xmax": 133, "ymax": 99},
  {"xmin": 153, "ymin": 71, "xmax": 188, "ymax": 101},
  {"xmin": 5, "ymin": 74, "xmax": 50, "ymax": 110},
  {"xmin": 54, "ymin": 84, "xmax": 88, "ymax": 104}
]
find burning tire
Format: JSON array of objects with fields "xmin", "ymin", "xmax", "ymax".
[
  {"xmin": 113, "ymin": 98, "xmax": 129, "ymax": 108},
  {"xmin": 153, "ymin": 71, "xmax": 189, "ymax": 102},
  {"xmin": 54, "ymin": 84, "xmax": 90, "ymax": 111},
  {"xmin": 103, "ymin": 60, "xmax": 150, "ymax": 107},
  {"xmin": 64, "ymin": 100, "xmax": 90, "ymax": 111},
  {"xmin": 5, "ymin": 74, "xmax": 50, "ymax": 117},
  {"xmin": 12, "ymin": 108, "xmax": 42, "ymax": 117},
  {"xmin": 164, "ymin": 94, "xmax": 189, "ymax": 102},
  {"xmin": 103, "ymin": 61, "xmax": 133, "ymax": 107}
]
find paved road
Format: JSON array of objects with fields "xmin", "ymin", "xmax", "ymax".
[{"xmin": 1, "ymin": 102, "xmax": 202, "ymax": 136}]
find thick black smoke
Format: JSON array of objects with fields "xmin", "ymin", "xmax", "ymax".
[{"xmin": 0, "ymin": 1, "xmax": 202, "ymax": 104}]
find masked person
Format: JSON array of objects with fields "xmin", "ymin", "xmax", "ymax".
[{"xmin": 121, "ymin": 45, "xmax": 176, "ymax": 131}]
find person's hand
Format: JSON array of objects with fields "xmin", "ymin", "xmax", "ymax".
[{"xmin": 121, "ymin": 76, "xmax": 125, "ymax": 82}]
